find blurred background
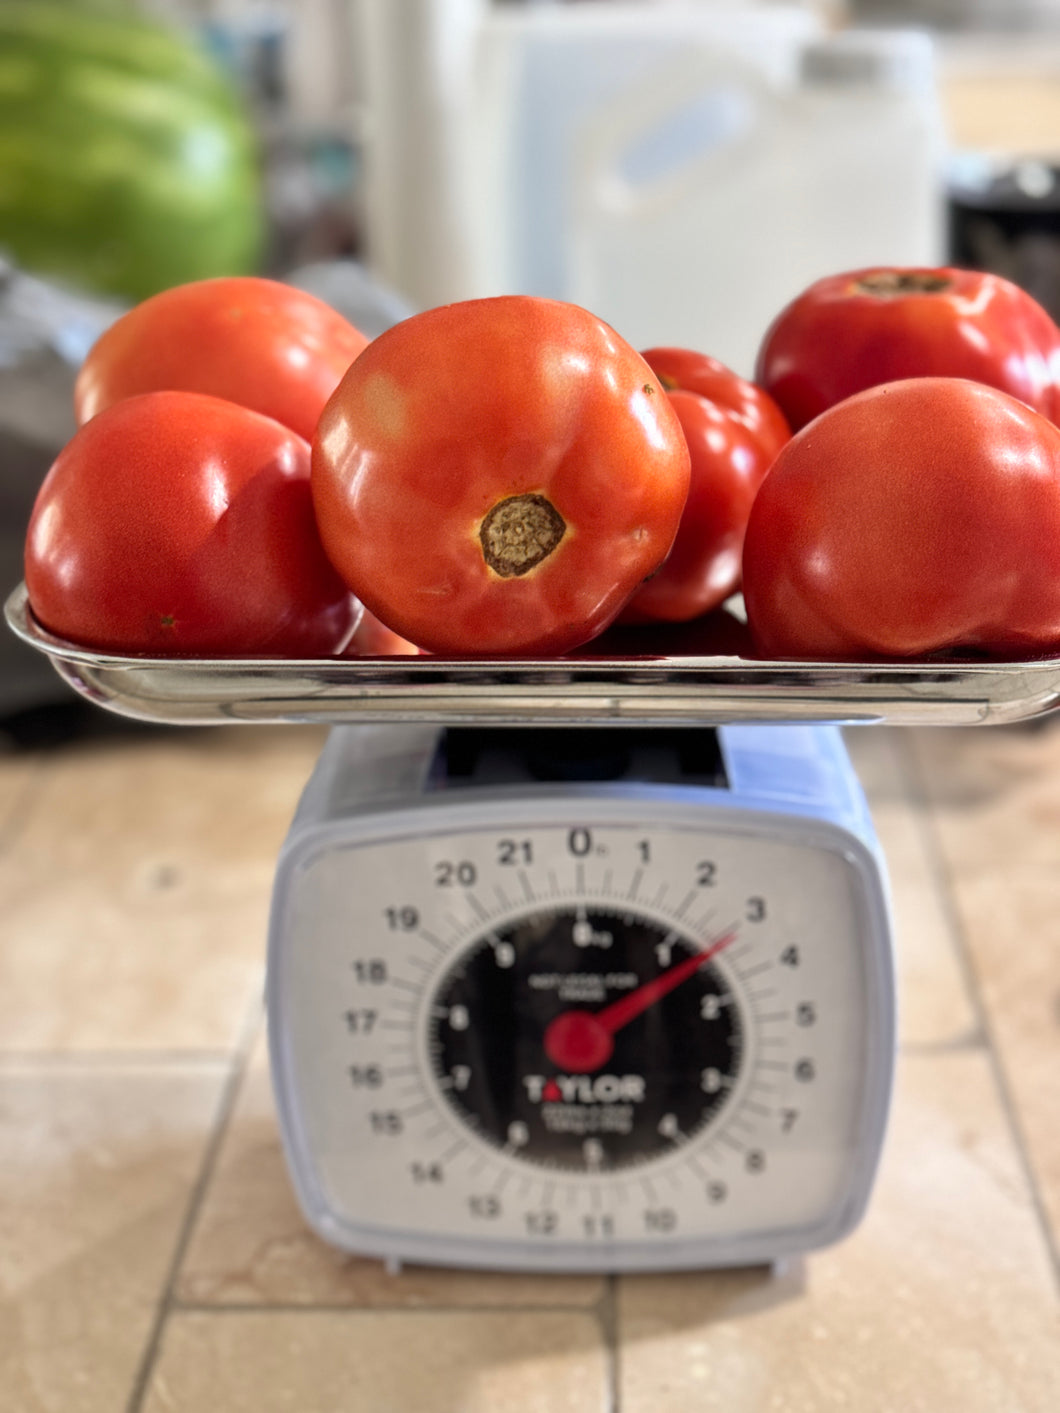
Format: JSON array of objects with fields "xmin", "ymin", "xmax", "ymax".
[{"xmin": 5, "ymin": 0, "xmax": 1060, "ymax": 730}]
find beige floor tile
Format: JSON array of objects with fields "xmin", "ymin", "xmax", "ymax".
[
  {"xmin": 0, "ymin": 725, "xmax": 325, "ymax": 1053},
  {"xmin": 0, "ymin": 749, "xmax": 44, "ymax": 849},
  {"xmin": 908, "ymin": 723, "xmax": 1060, "ymax": 1252},
  {"xmin": 844, "ymin": 729, "xmax": 978, "ymax": 1048},
  {"xmin": 177, "ymin": 1034, "xmax": 605, "ymax": 1309},
  {"xmin": 939, "ymin": 869, "xmax": 1060, "ymax": 1248},
  {"xmin": 0, "ymin": 1063, "xmax": 224, "ymax": 1413},
  {"xmin": 618, "ymin": 1051, "xmax": 1060, "ymax": 1413},
  {"xmin": 143, "ymin": 1309, "xmax": 607, "ymax": 1413},
  {"xmin": 908, "ymin": 724, "xmax": 1060, "ymax": 876}
]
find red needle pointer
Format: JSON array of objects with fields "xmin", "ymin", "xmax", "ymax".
[{"xmin": 543, "ymin": 928, "xmax": 738, "ymax": 1073}]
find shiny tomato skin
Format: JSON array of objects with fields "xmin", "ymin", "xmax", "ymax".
[
  {"xmin": 643, "ymin": 346, "xmax": 790, "ymax": 461},
  {"xmin": 74, "ymin": 277, "xmax": 369, "ymax": 442},
  {"xmin": 742, "ymin": 377, "xmax": 1060, "ymax": 660},
  {"xmin": 344, "ymin": 606, "xmax": 422, "ymax": 656},
  {"xmin": 311, "ymin": 296, "xmax": 691, "ymax": 656},
  {"xmin": 621, "ymin": 349, "xmax": 789, "ymax": 622},
  {"xmin": 755, "ymin": 266, "xmax": 1060, "ymax": 432},
  {"xmin": 25, "ymin": 390, "xmax": 359, "ymax": 656}
]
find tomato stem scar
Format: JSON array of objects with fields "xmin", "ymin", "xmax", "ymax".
[
  {"xmin": 855, "ymin": 271, "xmax": 952, "ymax": 297},
  {"xmin": 480, "ymin": 493, "xmax": 566, "ymax": 578}
]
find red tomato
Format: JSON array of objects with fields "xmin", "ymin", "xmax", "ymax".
[
  {"xmin": 742, "ymin": 377, "xmax": 1060, "ymax": 660},
  {"xmin": 25, "ymin": 391, "xmax": 359, "ymax": 656},
  {"xmin": 620, "ymin": 348, "xmax": 789, "ymax": 623},
  {"xmin": 755, "ymin": 266, "xmax": 1060, "ymax": 431},
  {"xmin": 74, "ymin": 277, "xmax": 369, "ymax": 442},
  {"xmin": 344, "ymin": 607, "xmax": 422, "ymax": 656},
  {"xmin": 643, "ymin": 346, "xmax": 790, "ymax": 459},
  {"xmin": 311, "ymin": 296, "xmax": 691, "ymax": 656}
]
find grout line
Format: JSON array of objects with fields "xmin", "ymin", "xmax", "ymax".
[
  {"xmin": 0, "ymin": 1049, "xmax": 235, "ymax": 1070},
  {"xmin": 894, "ymin": 729, "xmax": 1060, "ymax": 1294},
  {"xmin": 170, "ymin": 1299, "xmax": 608, "ymax": 1315},
  {"xmin": 124, "ymin": 994, "xmax": 265, "ymax": 1413},
  {"xmin": 898, "ymin": 1035, "xmax": 987, "ymax": 1056},
  {"xmin": 600, "ymin": 1274, "xmax": 622, "ymax": 1413}
]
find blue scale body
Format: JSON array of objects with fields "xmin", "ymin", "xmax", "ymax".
[{"xmin": 267, "ymin": 722, "xmax": 897, "ymax": 1273}]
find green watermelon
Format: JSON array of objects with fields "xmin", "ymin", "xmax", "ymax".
[{"xmin": 0, "ymin": 0, "xmax": 265, "ymax": 300}]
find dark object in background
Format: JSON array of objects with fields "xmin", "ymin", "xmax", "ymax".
[
  {"xmin": 286, "ymin": 260, "xmax": 416, "ymax": 339},
  {"xmin": 847, "ymin": 1, "xmax": 1060, "ymax": 29},
  {"xmin": 934, "ymin": 161, "xmax": 1060, "ymax": 738},
  {"xmin": 948, "ymin": 154, "xmax": 1060, "ymax": 325},
  {"xmin": 0, "ymin": 258, "xmax": 124, "ymax": 724},
  {"xmin": 0, "ymin": 698, "xmax": 172, "ymax": 752},
  {"xmin": 198, "ymin": 6, "xmax": 364, "ymax": 280}
]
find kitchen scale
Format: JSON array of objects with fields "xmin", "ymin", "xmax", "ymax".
[
  {"xmin": 8, "ymin": 580, "xmax": 1058, "ymax": 1272},
  {"xmin": 267, "ymin": 719, "xmax": 893, "ymax": 1273}
]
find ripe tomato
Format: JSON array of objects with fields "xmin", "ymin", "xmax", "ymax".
[
  {"xmin": 642, "ymin": 346, "xmax": 790, "ymax": 459},
  {"xmin": 74, "ymin": 277, "xmax": 369, "ymax": 442},
  {"xmin": 620, "ymin": 347, "xmax": 789, "ymax": 623},
  {"xmin": 311, "ymin": 296, "xmax": 691, "ymax": 656},
  {"xmin": 742, "ymin": 377, "xmax": 1060, "ymax": 660},
  {"xmin": 755, "ymin": 266, "xmax": 1060, "ymax": 431},
  {"xmin": 344, "ymin": 607, "xmax": 422, "ymax": 656},
  {"xmin": 25, "ymin": 391, "xmax": 359, "ymax": 656}
]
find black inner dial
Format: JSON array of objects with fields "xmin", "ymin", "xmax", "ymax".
[{"xmin": 429, "ymin": 906, "xmax": 744, "ymax": 1172}]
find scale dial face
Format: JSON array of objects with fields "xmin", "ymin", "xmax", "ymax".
[
  {"xmin": 429, "ymin": 906, "xmax": 745, "ymax": 1172},
  {"xmin": 270, "ymin": 798, "xmax": 892, "ymax": 1270}
]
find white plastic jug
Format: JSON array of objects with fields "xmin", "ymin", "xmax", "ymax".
[
  {"xmin": 353, "ymin": 5, "xmax": 945, "ymax": 374},
  {"xmin": 354, "ymin": 0, "xmax": 823, "ymax": 311},
  {"xmin": 569, "ymin": 28, "xmax": 947, "ymax": 372},
  {"xmin": 468, "ymin": 3, "xmax": 824, "ymax": 302}
]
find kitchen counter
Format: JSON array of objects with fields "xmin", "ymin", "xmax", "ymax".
[
  {"xmin": 939, "ymin": 34, "xmax": 1060, "ymax": 156},
  {"xmin": 0, "ymin": 715, "xmax": 1058, "ymax": 1411}
]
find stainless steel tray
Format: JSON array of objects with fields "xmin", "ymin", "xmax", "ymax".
[{"xmin": 7, "ymin": 581, "xmax": 1060, "ymax": 727}]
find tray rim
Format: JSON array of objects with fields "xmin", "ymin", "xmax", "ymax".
[{"xmin": 8, "ymin": 580, "xmax": 1060, "ymax": 727}]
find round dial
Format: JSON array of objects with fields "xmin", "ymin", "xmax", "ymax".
[{"xmin": 429, "ymin": 906, "xmax": 744, "ymax": 1171}]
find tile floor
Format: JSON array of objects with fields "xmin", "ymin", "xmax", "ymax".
[{"xmin": 1, "ymin": 716, "xmax": 1058, "ymax": 1412}]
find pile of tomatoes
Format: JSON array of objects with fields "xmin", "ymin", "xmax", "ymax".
[{"xmin": 23, "ymin": 266, "xmax": 1060, "ymax": 662}]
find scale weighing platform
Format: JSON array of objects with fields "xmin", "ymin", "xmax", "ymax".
[{"xmin": 8, "ymin": 581, "xmax": 1058, "ymax": 1273}]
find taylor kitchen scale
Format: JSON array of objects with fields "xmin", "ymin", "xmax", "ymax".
[{"xmin": 8, "ymin": 580, "xmax": 1060, "ymax": 1273}]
